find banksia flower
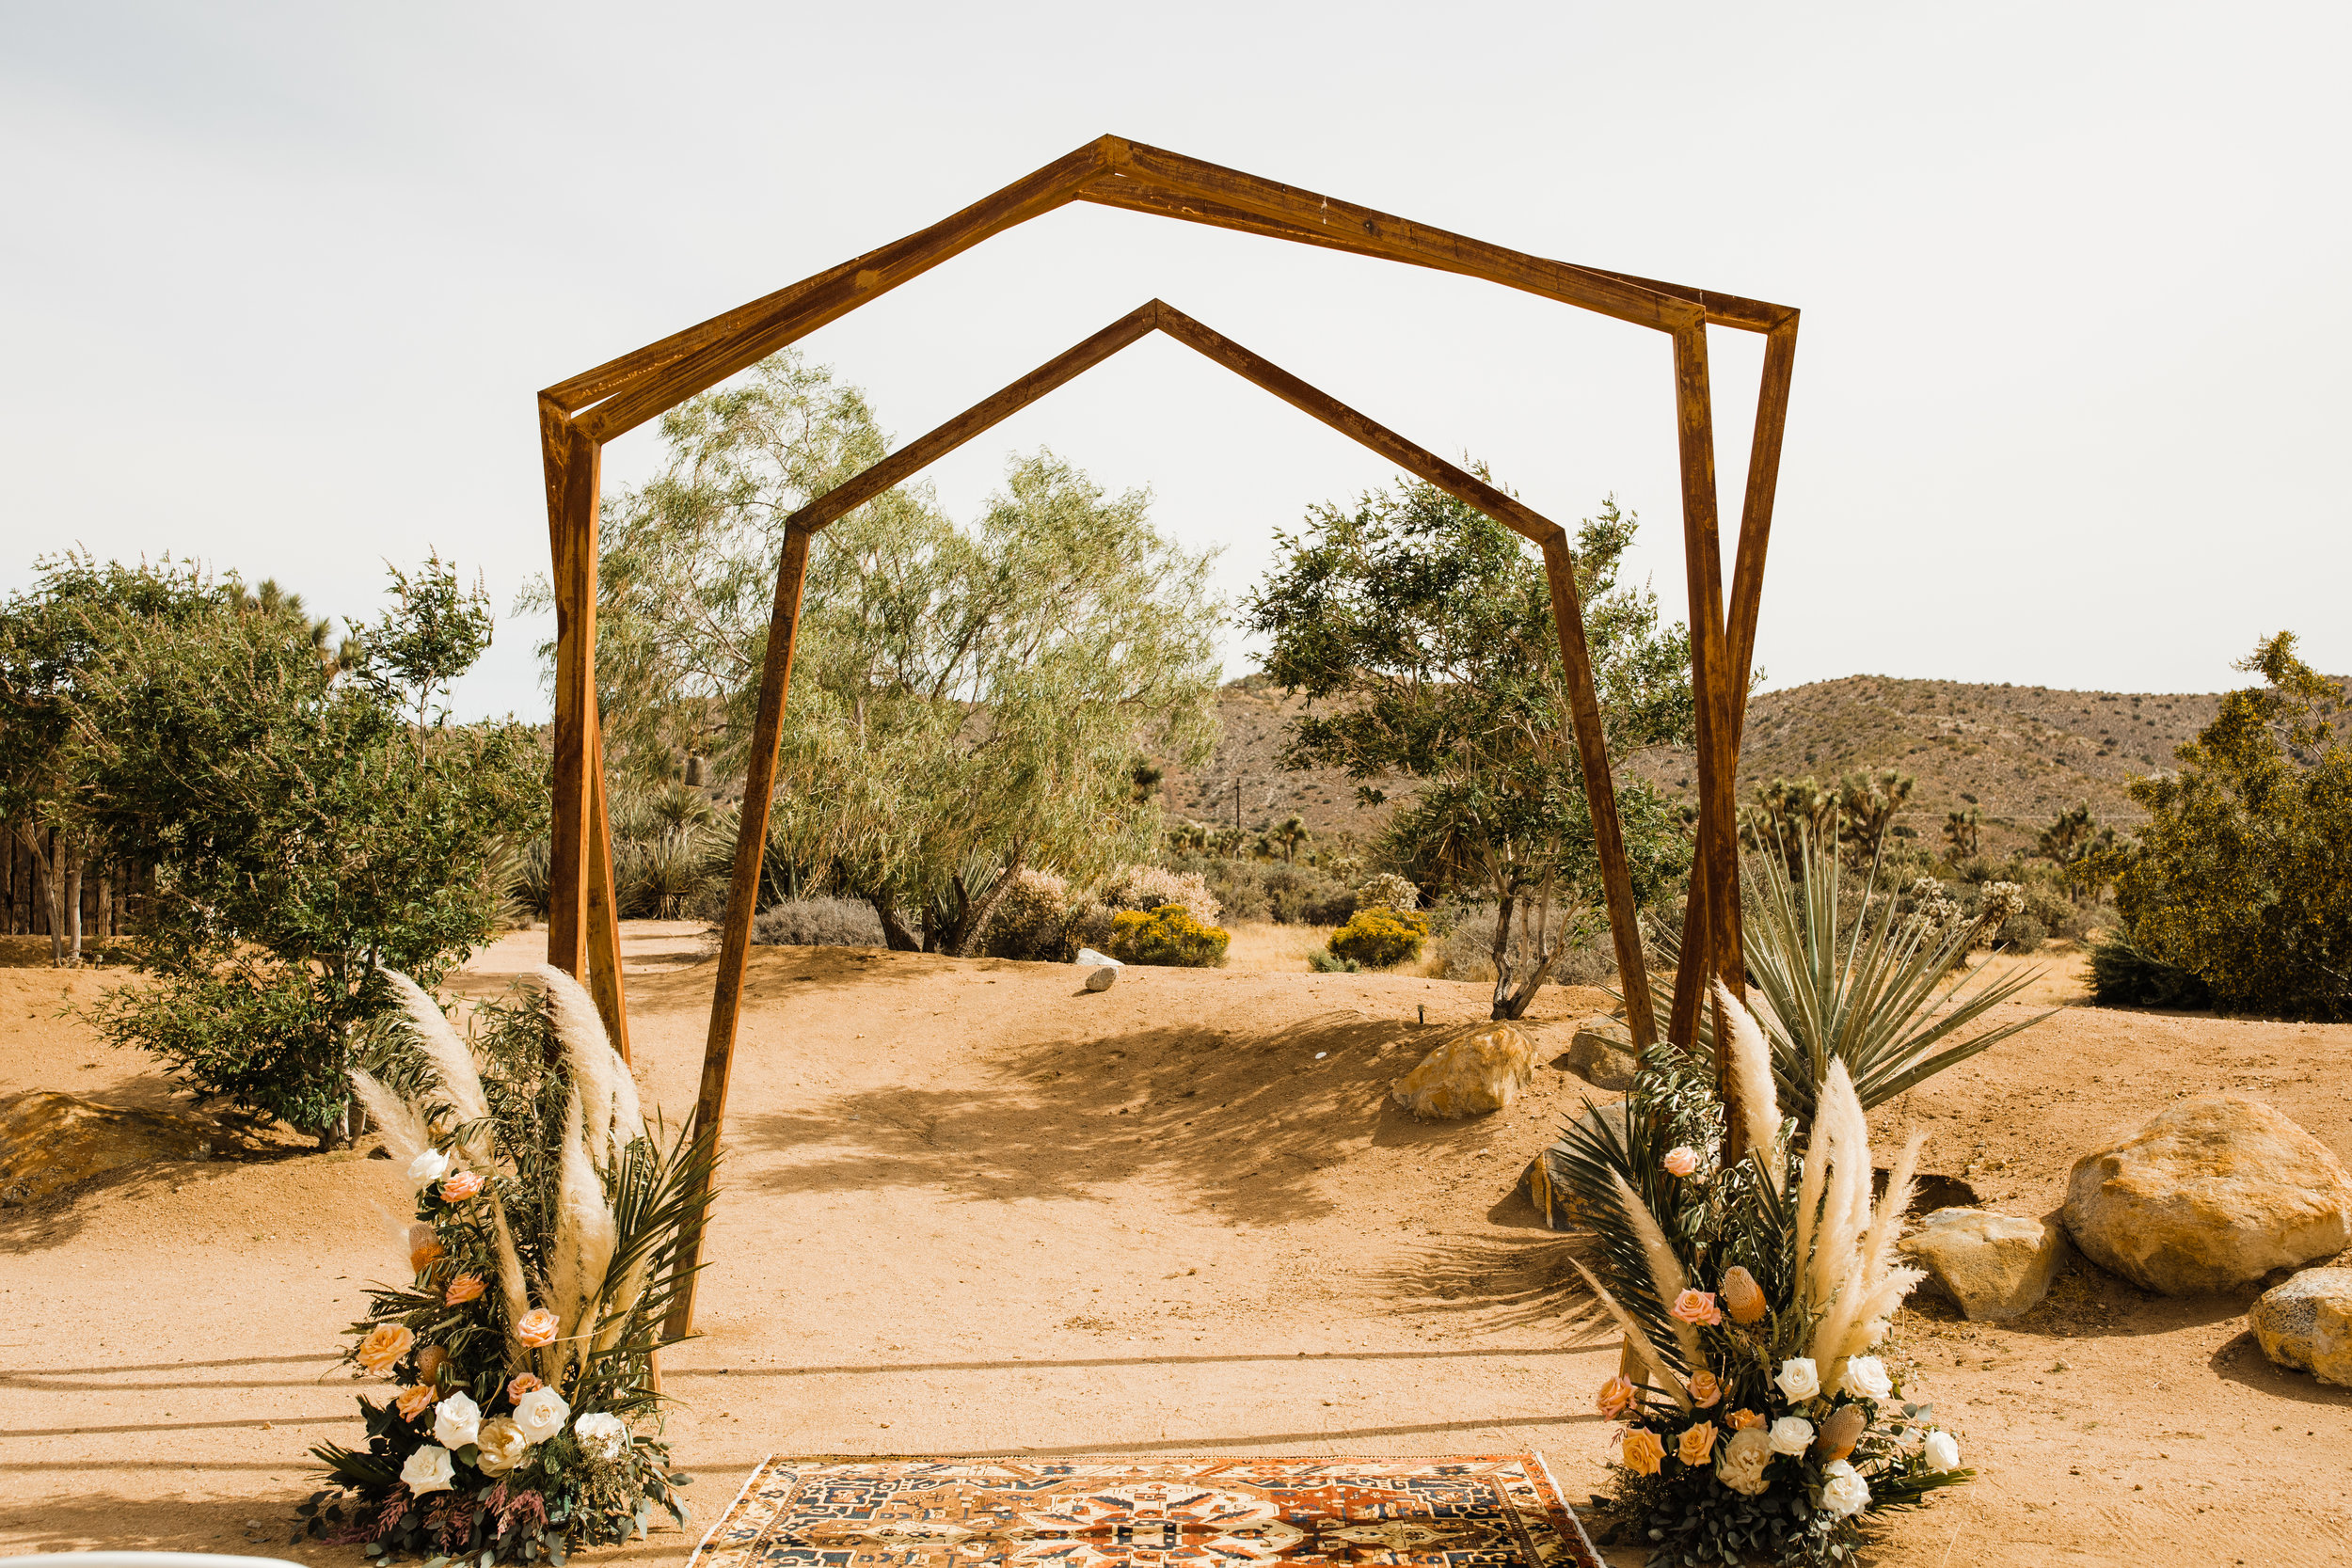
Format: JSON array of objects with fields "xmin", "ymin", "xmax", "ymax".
[
  {"xmin": 1721, "ymin": 1266, "xmax": 1767, "ymax": 1324},
  {"xmin": 1817, "ymin": 1402, "xmax": 1867, "ymax": 1464}
]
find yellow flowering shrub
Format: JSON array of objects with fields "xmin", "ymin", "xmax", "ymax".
[
  {"xmin": 1107, "ymin": 903, "xmax": 1230, "ymax": 968},
  {"xmin": 1327, "ymin": 907, "xmax": 1427, "ymax": 969}
]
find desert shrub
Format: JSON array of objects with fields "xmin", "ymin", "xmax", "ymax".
[
  {"xmin": 1106, "ymin": 903, "xmax": 1229, "ymax": 967},
  {"xmin": 2090, "ymin": 930, "xmax": 2214, "ymax": 1008},
  {"xmin": 1307, "ymin": 949, "xmax": 1361, "ymax": 973},
  {"xmin": 983, "ymin": 867, "xmax": 1073, "ymax": 958},
  {"xmin": 1101, "ymin": 863, "xmax": 1221, "ymax": 925},
  {"xmin": 1327, "ymin": 907, "xmax": 1428, "ymax": 969},
  {"xmin": 752, "ymin": 896, "xmax": 885, "ymax": 947},
  {"xmin": 1434, "ymin": 900, "xmax": 1600, "ymax": 982},
  {"xmin": 1184, "ymin": 857, "xmax": 1270, "ymax": 923},
  {"xmin": 1994, "ymin": 913, "xmax": 2047, "ymax": 953},
  {"xmin": 1971, "ymin": 881, "xmax": 2027, "ymax": 949},
  {"xmin": 1260, "ymin": 863, "xmax": 1357, "ymax": 926},
  {"xmin": 1353, "ymin": 872, "xmax": 1422, "ymax": 913}
]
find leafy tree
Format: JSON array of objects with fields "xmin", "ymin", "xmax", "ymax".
[
  {"xmin": 1246, "ymin": 482, "xmax": 1693, "ymax": 1020},
  {"xmin": 565, "ymin": 349, "xmax": 1224, "ymax": 952},
  {"xmin": 67, "ymin": 561, "xmax": 544, "ymax": 1146},
  {"xmin": 2113, "ymin": 632, "xmax": 2352, "ymax": 1019}
]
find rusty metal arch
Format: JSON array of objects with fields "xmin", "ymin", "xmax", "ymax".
[{"xmin": 534, "ymin": 136, "xmax": 1797, "ymax": 1334}]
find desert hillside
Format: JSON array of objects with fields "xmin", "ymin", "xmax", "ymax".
[{"xmin": 1166, "ymin": 673, "xmax": 2239, "ymax": 855}]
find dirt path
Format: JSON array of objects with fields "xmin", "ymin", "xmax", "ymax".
[{"xmin": 5, "ymin": 933, "xmax": 2349, "ymax": 1565}]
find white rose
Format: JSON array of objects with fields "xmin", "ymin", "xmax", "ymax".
[
  {"xmin": 1839, "ymin": 1355, "xmax": 1893, "ymax": 1401},
  {"xmin": 1819, "ymin": 1458, "xmax": 1870, "ymax": 1518},
  {"xmin": 1774, "ymin": 1357, "xmax": 1821, "ymax": 1401},
  {"xmin": 514, "ymin": 1386, "xmax": 570, "ymax": 1445},
  {"xmin": 1713, "ymin": 1426, "xmax": 1773, "ymax": 1496},
  {"xmin": 1768, "ymin": 1416, "xmax": 1814, "ymax": 1455},
  {"xmin": 474, "ymin": 1416, "xmax": 528, "ymax": 1476},
  {"xmin": 573, "ymin": 1411, "xmax": 628, "ymax": 1460},
  {"xmin": 431, "ymin": 1391, "xmax": 481, "ymax": 1449},
  {"xmin": 400, "ymin": 1444, "xmax": 455, "ymax": 1495},
  {"xmin": 1923, "ymin": 1430, "xmax": 1962, "ymax": 1471},
  {"xmin": 407, "ymin": 1148, "xmax": 451, "ymax": 1183}
]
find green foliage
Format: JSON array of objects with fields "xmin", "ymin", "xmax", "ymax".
[
  {"xmin": 563, "ymin": 351, "xmax": 1222, "ymax": 954},
  {"xmin": 2114, "ymin": 632, "xmax": 2352, "ymax": 1019},
  {"xmin": 1248, "ymin": 484, "xmax": 1692, "ymax": 1020},
  {"xmin": 2089, "ymin": 930, "xmax": 2214, "ymax": 1009},
  {"xmin": 60, "ymin": 559, "xmax": 542, "ymax": 1144},
  {"xmin": 1306, "ymin": 949, "xmax": 1361, "ymax": 974},
  {"xmin": 1106, "ymin": 904, "xmax": 1229, "ymax": 967},
  {"xmin": 1327, "ymin": 907, "xmax": 1427, "ymax": 969},
  {"xmin": 1662, "ymin": 826, "xmax": 2052, "ymax": 1124}
]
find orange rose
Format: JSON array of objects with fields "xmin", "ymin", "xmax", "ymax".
[
  {"xmin": 445, "ymin": 1275, "xmax": 485, "ymax": 1307},
  {"xmin": 440, "ymin": 1170, "xmax": 485, "ymax": 1203},
  {"xmin": 1726, "ymin": 1408, "xmax": 1766, "ymax": 1431},
  {"xmin": 1688, "ymin": 1370, "xmax": 1723, "ymax": 1408},
  {"xmin": 1720, "ymin": 1266, "xmax": 1767, "ymax": 1325},
  {"xmin": 355, "ymin": 1323, "xmax": 414, "ymax": 1376},
  {"xmin": 1619, "ymin": 1428, "xmax": 1664, "ymax": 1477},
  {"xmin": 1677, "ymin": 1422, "xmax": 1718, "ymax": 1466},
  {"xmin": 1671, "ymin": 1289, "xmax": 1724, "ymax": 1327},
  {"xmin": 394, "ymin": 1384, "xmax": 435, "ymax": 1421},
  {"xmin": 1595, "ymin": 1374, "xmax": 1635, "ymax": 1418},
  {"xmin": 515, "ymin": 1308, "xmax": 559, "ymax": 1347},
  {"xmin": 505, "ymin": 1371, "xmax": 544, "ymax": 1406}
]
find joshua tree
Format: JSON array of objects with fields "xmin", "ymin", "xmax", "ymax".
[
  {"xmin": 1743, "ymin": 776, "xmax": 1839, "ymax": 879},
  {"xmin": 1270, "ymin": 814, "xmax": 1308, "ymax": 863},
  {"xmin": 1944, "ymin": 807, "xmax": 1981, "ymax": 860},
  {"xmin": 2038, "ymin": 803, "xmax": 2099, "ymax": 903},
  {"xmin": 1837, "ymin": 768, "xmax": 1915, "ymax": 862}
]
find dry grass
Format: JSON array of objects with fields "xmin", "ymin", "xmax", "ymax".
[{"xmin": 1218, "ymin": 919, "xmax": 1338, "ymax": 973}]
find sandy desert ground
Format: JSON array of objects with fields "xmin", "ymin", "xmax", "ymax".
[{"xmin": 4, "ymin": 923, "xmax": 2350, "ymax": 1566}]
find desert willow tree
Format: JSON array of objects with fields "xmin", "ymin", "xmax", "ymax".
[
  {"xmin": 1248, "ymin": 484, "xmax": 1693, "ymax": 1020},
  {"xmin": 563, "ymin": 349, "xmax": 1223, "ymax": 951}
]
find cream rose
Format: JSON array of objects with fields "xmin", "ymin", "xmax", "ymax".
[
  {"xmin": 573, "ymin": 1412, "xmax": 628, "ymax": 1460},
  {"xmin": 1663, "ymin": 1146, "xmax": 1702, "ymax": 1178},
  {"xmin": 355, "ymin": 1323, "xmax": 415, "ymax": 1376},
  {"xmin": 514, "ymin": 1386, "xmax": 569, "ymax": 1445},
  {"xmin": 1714, "ymin": 1425, "xmax": 1772, "ymax": 1496},
  {"xmin": 1839, "ymin": 1354, "xmax": 1892, "ymax": 1400},
  {"xmin": 1924, "ymin": 1430, "xmax": 1962, "ymax": 1471},
  {"xmin": 1819, "ymin": 1458, "xmax": 1870, "ymax": 1518},
  {"xmin": 1768, "ymin": 1415, "xmax": 1814, "ymax": 1455},
  {"xmin": 1774, "ymin": 1356, "xmax": 1820, "ymax": 1401},
  {"xmin": 400, "ymin": 1444, "xmax": 455, "ymax": 1495},
  {"xmin": 407, "ymin": 1148, "xmax": 450, "ymax": 1184},
  {"xmin": 474, "ymin": 1417, "xmax": 529, "ymax": 1476},
  {"xmin": 431, "ymin": 1391, "xmax": 481, "ymax": 1449},
  {"xmin": 515, "ymin": 1308, "xmax": 560, "ymax": 1348}
]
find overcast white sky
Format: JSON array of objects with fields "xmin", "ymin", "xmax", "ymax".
[{"xmin": 5, "ymin": 3, "xmax": 2344, "ymax": 720}]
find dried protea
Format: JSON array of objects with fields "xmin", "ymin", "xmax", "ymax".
[
  {"xmin": 1720, "ymin": 1265, "xmax": 1768, "ymax": 1325},
  {"xmin": 1817, "ymin": 1402, "xmax": 1867, "ymax": 1463}
]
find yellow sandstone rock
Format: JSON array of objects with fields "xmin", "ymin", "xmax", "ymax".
[{"xmin": 1391, "ymin": 1021, "xmax": 1536, "ymax": 1119}]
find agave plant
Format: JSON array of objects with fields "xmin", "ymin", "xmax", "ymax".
[{"xmin": 1655, "ymin": 826, "xmax": 2052, "ymax": 1124}]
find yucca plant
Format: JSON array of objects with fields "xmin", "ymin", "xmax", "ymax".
[{"xmin": 1655, "ymin": 826, "xmax": 2051, "ymax": 1125}]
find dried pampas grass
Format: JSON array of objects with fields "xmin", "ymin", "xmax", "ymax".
[
  {"xmin": 381, "ymin": 970, "xmax": 489, "ymax": 1128},
  {"xmin": 1568, "ymin": 1257, "xmax": 1692, "ymax": 1413},
  {"xmin": 1713, "ymin": 980, "xmax": 1784, "ymax": 1186},
  {"xmin": 1611, "ymin": 1169, "xmax": 1704, "ymax": 1374},
  {"xmin": 543, "ymin": 1092, "xmax": 618, "ymax": 1384},
  {"xmin": 533, "ymin": 965, "xmax": 644, "ymax": 1166}
]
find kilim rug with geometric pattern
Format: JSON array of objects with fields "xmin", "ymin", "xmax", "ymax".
[{"xmin": 690, "ymin": 1454, "xmax": 1604, "ymax": 1568}]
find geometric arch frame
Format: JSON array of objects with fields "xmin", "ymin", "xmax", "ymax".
[{"xmin": 535, "ymin": 135, "xmax": 1798, "ymax": 1330}]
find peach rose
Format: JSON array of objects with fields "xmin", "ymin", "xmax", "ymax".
[
  {"xmin": 1670, "ymin": 1289, "xmax": 1724, "ymax": 1327},
  {"xmin": 1688, "ymin": 1370, "xmax": 1723, "ymax": 1408},
  {"xmin": 1725, "ymin": 1407, "xmax": 1765, "ymax": 1431},
  {"xmin": 1662, "ymin": 1146, "xmax": 1702, "ymax": 1178},
  {"xmin": 1595, "ymin": 1374, "xmax": 1635, "ymax": 1418},
  {"xmin": 394, "ymin": 1384, "xmax": 435, "ymax": 1421},
  {"xmin": 505, "ymin": 1371, "xmax": 545, "ymax": 1406},
  {"xmin": 515, "ymin": 1308, "xmax": 560, "ymax": 1348},
  {"xmin": 440, "ymin": 1170, "xmax": 485, "ymax": 1203},
  {"xmin": 1720, "ymin": 1266, "xmax": 1767, "ymax": 1325},
  {"xmin": 1619, "ymin": 1428, "xmax": 1664, "ymax": 1477},
  {"xmin": 1677, "ymin": 1422, "xmax": 1718, "ymax": 1466},
  {"xmin": 355, "ymin": 1323, "xmax": 414, "ymax": 1376},
  {"xmin": 444, "ymin": 1275, "xmax": 485, "ymax": 1307}
]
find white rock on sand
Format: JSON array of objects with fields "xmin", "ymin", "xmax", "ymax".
[
  {"xmin": 1902, "ymin": 1207, "xmax": 2073, "ymax": 1321},
  {"xmin": 2061, "ymin": 1093, "xmax": 2352, "ymax": 1294},
  {"xmin": 2251, "ymin": 1267, "xmax": 2352, "ymax": 1386},
  {"xmin": 1391, "ymin": 1021, "xmax": 1535, "ymax": 1118}
]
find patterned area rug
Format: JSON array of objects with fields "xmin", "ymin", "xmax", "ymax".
[{"xmin": 691, "ymin": 1454, "xmax": 1603, "ymax": 1568}]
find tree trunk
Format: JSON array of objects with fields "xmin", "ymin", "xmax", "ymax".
[
  {"xmin": 317, "ymin": 1099, "xmax": 363, "ymax": 1151},
  {"xmin": 63, "ymin": 847, "xmax": 84, "ymax": 965},
  {"xmin": 15, "ymin": 825, "xmax": 66, "ymax": 967},
  {"xmin": 1487, "ymin": 893, "xmax": 1518, "ymax": 1021},
  {"xmin": 867, "ymin": 893, "xmax": 922, "ymax": 952},
  {"xmin": 946, "ymin": 863, "xmax": 1022, "ymax": 958}
]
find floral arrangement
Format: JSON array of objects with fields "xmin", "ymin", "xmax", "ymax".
[
  {"xmin": 296, "ymin": 965, "xmax": 715, "ymax": 1563},
  {"xmin": 1558, "ymin": 984, "xmax": 1971, "ymax": 1566}
]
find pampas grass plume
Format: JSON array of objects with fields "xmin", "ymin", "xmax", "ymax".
[
  {"xmin": 1610, "ymin": 1169, "xmax": 1704, "ymax": 1374},
  {"xmin": 381, "ymin": 970, "xmax": 488, "ymax": 1127},
  {"xmin": 1712, "ymin": 979, "xmax": 1783, "ymax": 1186}
]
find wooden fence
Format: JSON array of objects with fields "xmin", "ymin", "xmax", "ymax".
[{"xmin": 1, "ymin": 827, "xmax": 131, "ymax": 940}]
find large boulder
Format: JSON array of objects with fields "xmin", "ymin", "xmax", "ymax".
[
  {"xmin": 0, "ymin": 1091, "xmax": 218, "ymax": 1207},
  {"xmin": 1902, "ymin": 1207, "xmax": 2072, "ymax": 1321},
  {"xmin": 1558, "ymin": 1018, "xmax": 1638, "ymax": 1090},
  {"xmin": 1391, "ymin": 1021, "xmax": 1536, "ymax": 1119},
  {"xmin": 2061, "ymin": 1094, "xmax": 2352, "ymax": 1294},
  {"xmin": 2251, "ymin": 1268, "xmax": 2352, "ymax": 1386}
]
